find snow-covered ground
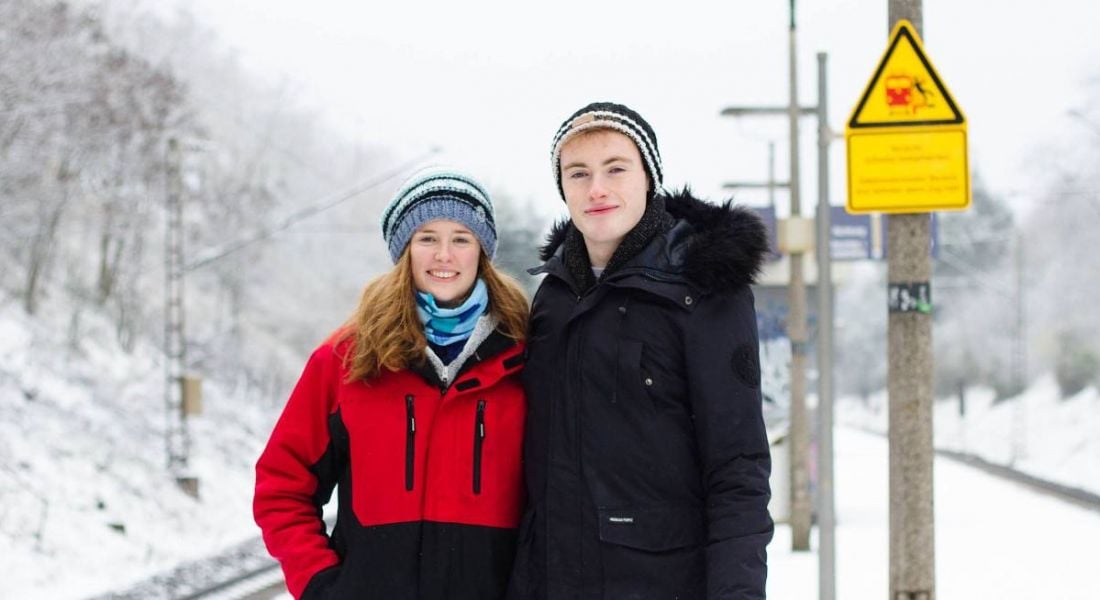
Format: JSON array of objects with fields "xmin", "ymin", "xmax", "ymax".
[
  {"xmin": 768, "ymin": 427, "xmax": 1100, "ymax": 599},
  {"xmin": 269, "ymin": 426, "xmax": 1100, "ymax": 599},
  {"xmin": 0, "ymin": 308, "xmax": 275, "ymax": 599},
  {"xmin": 839, "ymin": 378, "xmax": 1100, "ymax": 496}
]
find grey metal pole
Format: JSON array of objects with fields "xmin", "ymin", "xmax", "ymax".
[
  {"xmin": 768, "ymin": 141, "xmax": 777, "ymax": 209},
  {"xmin": 815, "ymin": 51, "xmax": 836, "ymax": 600},
  {"xmin": 886, "ymin": 1, "xmax": 936, "ymax": 598},
  {"xmin": 787, "ymin": 0, "xmax": 812, "ymax": 553}
]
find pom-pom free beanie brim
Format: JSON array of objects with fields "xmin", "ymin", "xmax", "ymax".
[
  {"xmin": 550, "ymin": 102, "xmax": 663, "ymax": 201},
  {"xmin": 380, "ymin": 168, "xmax": 497, "ymax": 263}
]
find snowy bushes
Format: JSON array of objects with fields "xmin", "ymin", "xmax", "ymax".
[{"xmin": 1054, "ymin": 333, "xmax": 1099, "ymax": 398}]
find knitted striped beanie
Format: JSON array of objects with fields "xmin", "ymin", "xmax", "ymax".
[
  {"xmin": 380, "ymin": 167, "xmax": 497, "ymax": 263},
  {"xmin": 550, "ymin": 101, "xmax": 664, "ymax": 201}
]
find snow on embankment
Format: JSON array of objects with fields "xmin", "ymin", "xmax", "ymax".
[
  {"xmin": 838, "ymin": 378, "xmax": 1100, "ymax": 496},
  {"xmin": 0, "ymin": 308, "xmax": 278, "ymax": 599}
]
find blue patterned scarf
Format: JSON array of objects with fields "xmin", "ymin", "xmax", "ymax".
[{"xmin": 415, "ymin": 278, "xmax": 489, "ymax": 346}]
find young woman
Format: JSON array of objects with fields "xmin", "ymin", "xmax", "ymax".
[{"xmin": 254, "ymin": 169, "xmax": 530, "ymax": 600}]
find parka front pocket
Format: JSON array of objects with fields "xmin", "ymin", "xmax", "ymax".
[
  {"xmin": 597, "ymin": 505, "xmax": 707, "ymax": 598},
  {"xmin": 597, "ymin": 505, "xmax": 705, "ymax": 551}
]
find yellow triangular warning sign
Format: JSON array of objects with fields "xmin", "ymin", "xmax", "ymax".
[{"xmin": 848, "ymin": 20, "xmax": 964, "ymax": 128}]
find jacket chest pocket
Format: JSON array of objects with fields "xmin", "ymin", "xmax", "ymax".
[
  {"xmin": 614, "ymin": 340, "xmax": 657, "ymax": 413},
  {"xmin": 463, "ymin": 391, "xmax": 525, "ymax": 506}
]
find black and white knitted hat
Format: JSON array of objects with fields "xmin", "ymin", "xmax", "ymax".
[
  {"xmin": 550, "ymin": 101, "xmax": 664, "ymax": 200},
  {"xmin": 380, "ymin": 167, "xmax": 497, "ymax": 263}
]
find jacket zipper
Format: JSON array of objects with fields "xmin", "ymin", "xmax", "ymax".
[
  {"xmin": 473, "ymin": 399, "xmax": 486, "ymax": 495},
  {"xmin": 405, "ymin": 394, "xmax": 415, "ymax": 491}
]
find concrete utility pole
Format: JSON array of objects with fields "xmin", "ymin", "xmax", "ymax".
[
  {"xmin": 814, "ymin": 51, "xmax": 836, "ymax": 600},
  {"xmin": 785, "ymin": 0, "xmax": 812, "ymax": 553},
  {"xmin": 886, "ymin": 1, "xmax": 936, "ymax": 598}
]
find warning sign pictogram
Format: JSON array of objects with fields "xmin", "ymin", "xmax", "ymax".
[{"xmin": 848, "ymin": 20, "xmax": 964, "ymax": 128}]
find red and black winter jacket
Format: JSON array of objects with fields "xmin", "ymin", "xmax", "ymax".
[{"xmin": 254, "ymin": 328, "xmax": 526, "ymax": 600}]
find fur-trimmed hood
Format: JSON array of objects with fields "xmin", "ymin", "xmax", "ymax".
[{"xmin": 536, "ymin": 187, "xmax": 769, "ymax": 293}]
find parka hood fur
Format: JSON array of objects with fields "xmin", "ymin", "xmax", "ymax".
[{"xmin": 538, "ymin": 187, "xmax": 769, "ymax": 292}]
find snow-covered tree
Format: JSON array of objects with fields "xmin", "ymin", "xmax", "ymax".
[{"xmin": 932, "ymin": 177, "xmax": 1022, "ymax": 399}]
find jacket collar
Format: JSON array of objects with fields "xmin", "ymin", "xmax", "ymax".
[
  {"xmin": 553, "ymin": 192, "xmax": 675, "ymax": 294},
  {"xmin": 532, "ymin": 187, "xmax": 768, "ymax": 297},
  {"xmin": 408, "ymin": 329, "xmax": 524, "ymax": 391}
]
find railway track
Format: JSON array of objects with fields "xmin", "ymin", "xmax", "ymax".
[
  {"xmin": 87, "ymin": 517, "xmax": 335, "ymax": 600},
  {"xmin": 176, "ymin": 563, "xmax": 286, "ymax": 600},
  {"xmin": 853, "ymin": 426, "xmax": 1100, "ymax": 513},
  {"xmin": 85, "ymin": 531, "xmax": 279, "ymax": 600},
  {"xmin": 935, "ymin": 447, "xmax": 1100, "ymax": 514}
]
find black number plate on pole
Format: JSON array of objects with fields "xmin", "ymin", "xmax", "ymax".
[{"xmin": 888, "ymin": 282, "xmax": 932, "ymax": 314}]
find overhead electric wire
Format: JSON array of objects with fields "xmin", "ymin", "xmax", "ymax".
[{"xmin": 183, "ymin": 149, "xmax": 437, "ymax": 273}]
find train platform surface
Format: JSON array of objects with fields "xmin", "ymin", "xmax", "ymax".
[{"xmin": 767, "ymin": 427, "xmax": 1100, "ymax": 599}]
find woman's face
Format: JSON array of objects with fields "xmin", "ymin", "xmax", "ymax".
[{"xmin": 409, "ymin": 219, "xmax": 481, "ymax": 307}]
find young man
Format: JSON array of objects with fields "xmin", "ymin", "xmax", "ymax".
[{"xmin": 509, "ymin": 102, "xmax": 773, "ymax": 599}]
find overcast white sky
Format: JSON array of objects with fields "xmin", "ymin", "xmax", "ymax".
[{"xmin": 175, "ymin": 0, "xmax": 1100, "ymax": 220}]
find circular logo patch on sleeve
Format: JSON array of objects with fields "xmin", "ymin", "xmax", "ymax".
[{"xmin": 732, "ymin": 343, "xmax": 761, "ymax": 388}]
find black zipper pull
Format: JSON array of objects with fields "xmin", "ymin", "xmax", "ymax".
[
  {"xmin": 405, "ymin": 394, "xmax": 415, "ymax": 491},
  {"xmin": 473, "ymin": 399, "xmax": 486, "ymax": 495}
]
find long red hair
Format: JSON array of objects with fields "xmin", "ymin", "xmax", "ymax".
[{"xmin": 337, "ymin": 248, "xmax": 528, "ymax": 382}]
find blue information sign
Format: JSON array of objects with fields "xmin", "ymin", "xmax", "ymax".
[{"xmin": 746, "ymin": 206, "xmax": 937, "ymax": 263}]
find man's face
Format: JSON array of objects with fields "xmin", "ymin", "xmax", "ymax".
[{"xmin": 559, "ymin": 129, "xmax": 649, "ymax": 266}]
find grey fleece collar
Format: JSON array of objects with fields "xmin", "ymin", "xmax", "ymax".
[{"xmin": 423, "ymin": 314, "xmax": 499, "ymax": 386}]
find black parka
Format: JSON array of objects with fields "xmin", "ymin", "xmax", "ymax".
[{"xmin": 509, "ymin": 190, "xmax": 774, "ymax": 600}]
